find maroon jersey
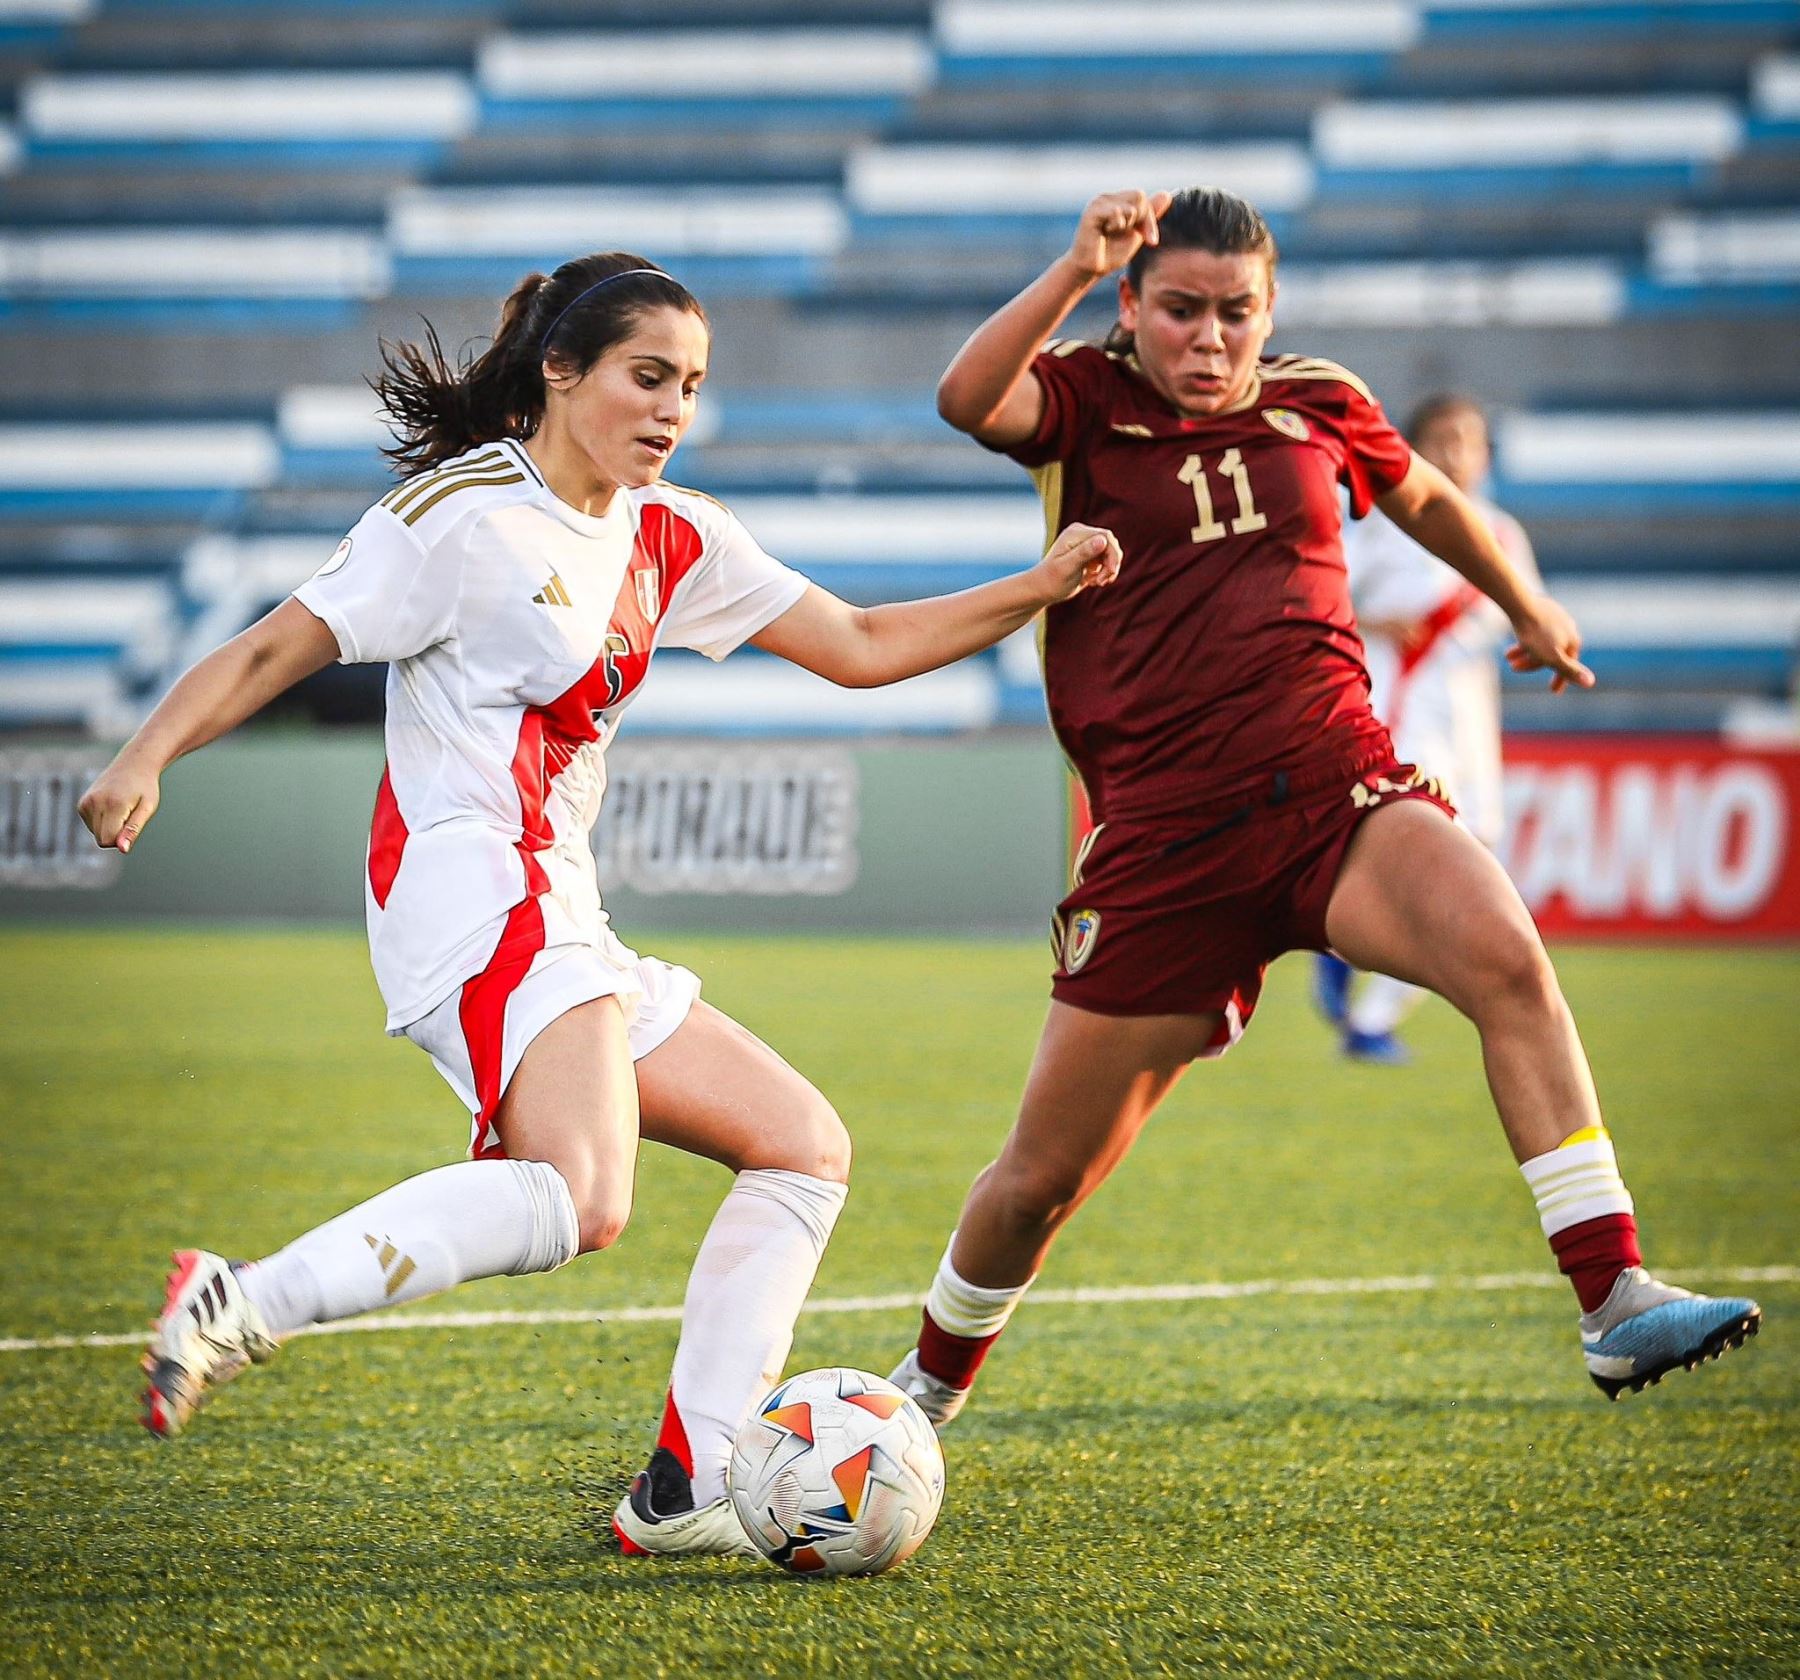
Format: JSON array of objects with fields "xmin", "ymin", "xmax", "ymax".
[{"xmin": 1007, "ymin": 342, "xmax": 1414, "ymax": 824}]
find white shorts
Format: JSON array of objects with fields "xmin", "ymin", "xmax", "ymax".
[{"xmin": 404, "ymin": 931, "xmax": 700, "ymax": 1159}]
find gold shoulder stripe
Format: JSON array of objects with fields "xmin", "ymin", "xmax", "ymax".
[
  {"xmin": 1264, "ymin": 356, "xmax": 1373, "ymax": 404},
  {"xmin": 382, "ymin": 448, "xmax": 511, "ymax": 516},
  {"xmin": 1049, "ymin": 338, "xmax": 1087, "ymax": 359},
  {"xmin": 1027, "ymin": 461, "xmax": 1064, "ymax": 553},
  {"xmin": 1110, "ymin": 422, "xmax": 1153, "ymax": 437},
  {"xmin": 400, "ymin": 469, "xmax": 527, "ymax": 528},
  {"xmin": 380, "ymin": 455, "xmax": 478, "ymax": 513},
  {"xmin": 658, "ymin": 480, "xmax": 731, "ymax": 515}
]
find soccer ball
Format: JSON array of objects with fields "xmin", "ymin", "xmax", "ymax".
[{"xmin": 729, "ymin": 1367, "xmax": 946, "ymax": 1577}]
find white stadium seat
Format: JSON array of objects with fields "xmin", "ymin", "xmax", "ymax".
[
  {"xmin": 846, "ymin": 144, "xmax": 1314, "ymax": 215},
  {"xmin": 1277, "ymin": 260, "xmax": 1625, "ymax": 326},
  {"xmin": 0, "ymin": 0, "xmax": 93, "ymax": 17},
  {"xmin": 1499, "ymin": 415, "xmax": 1800, "ymax": 484},
  {"xmin": 1314, "ymin": 96, "xmax": 1743, "ymax": 168},
  {"xmin": 625, "ymin": 657, "xmax": 999, "ymax": 734},
  {"xmin": 727, "ymin": 496, "xmax": 1044, "ymax": 566},
  {"xmin": 479, "ymin": 31, "xmax": 933, "ymax": 98},
  {"xmin": 0, "ymin": 424, "xmax": 278, "ymax": 490},
  {"xmin": 1752, "ymin": 54, "xmax": 1800, "ymax": 120},
  {"xmin": 1649, "ymin": 213, "xmax": 1800, "ymax": 285},
  {"xmin": 935, "ymin": 0, "xmax": 1419, "ymax": 55},
  {"xmin": 19, "ymin": 72, "xmax": 477, "ymax": 142},
  {"xmin": 387, "ymin": 187, "xmax": 848, "ymax": 258},
  {"xmin": 1548, "ymin": 580, "xmax": 1800, "ymax": 651},
  {"xmin": 0, "ymin": 230, "xmax": 390, "ymax": 300}
]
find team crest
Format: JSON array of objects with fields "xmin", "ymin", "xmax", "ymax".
[
  {"xmin": 634, "ymin": 567, "xmax": 662, "ymax": 623},
  {"xmin": 1063, "ymin": 908, "xmax": 1102, "ymax": 974},
  {"xmin": 1263, "ymin": 407, "xmax": 1310, "ymax": 442}
]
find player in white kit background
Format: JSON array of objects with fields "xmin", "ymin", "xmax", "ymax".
[
  {"xmin": 1315, "ymin": 394, "xmax": 1542, "ymax": 1062},
  {"xmin": 79, "ymin": 252, "xmax": 1122, "ymax": 1557}
]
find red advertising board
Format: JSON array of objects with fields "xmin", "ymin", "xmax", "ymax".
[
  {"xmin": 1067, "ymin": 736, "xmax": 1800, "ymax": 940},
  {"xmin": 1498, "ymin": 736, "xmax": 1800, "ymax": 940}
]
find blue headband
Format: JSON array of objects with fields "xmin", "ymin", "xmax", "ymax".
[{"xmin": 540, "ymin": 267, "xmax": 667, "ymax": 349}]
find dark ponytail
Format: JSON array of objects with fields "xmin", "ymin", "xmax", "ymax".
[
  {"xmin": 1103, "ymin": 187, "xmax": 1278, "ymax": 355},
  {"xmin": 373, "ymin": 252, "xmax": 707, "ymax": 477}
]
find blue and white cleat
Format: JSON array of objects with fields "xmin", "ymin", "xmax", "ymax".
[
  {"xmin": 1581, "ymin": 1267, "xmax": 1761, "ymax": 1400},
  {"xmin": 1342, "ymin": 1027, "xmax": 1411, "ymax": 1066},
  {"xmin": 1312, "ymin": 953, "xmax": 1352, "ymax": 1029}
]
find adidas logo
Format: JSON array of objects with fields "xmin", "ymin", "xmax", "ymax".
[
  {"xmin": 363, "ymin": 1233, "xmax": 418, "ymax": 1299},
  {"xmin": 533, "ymin": 573, "xmax": 573, "ymax": 607}
]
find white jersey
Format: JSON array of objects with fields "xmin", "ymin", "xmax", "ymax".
[
  {"xmin": 293, "ymin": 438, "xmax": 807, "ymax": 1030},
  {"xmin": 1345, "ymin": 495, "xmax": 1538, "ymax": 844}
]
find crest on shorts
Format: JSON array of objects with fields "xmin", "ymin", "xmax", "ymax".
[
  {"xmin": 1263, "ymin": 407, "xmax": 1310, "ymax": 442},
  {"xmin": 634, "ymin": 566, "xmax": 662, "ymax": 623},
  {"xmin": 1063, "ymin": 908, "xmax": 1102, "ymax": 974}
]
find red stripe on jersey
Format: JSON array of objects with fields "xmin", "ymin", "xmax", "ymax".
[
  {"xmin": 1386, "ymin": 582, "xmax": 1485, "ymax": 736},
  {"xmin": 458, "ymin": 854, "xmax": 549, "ymax": 1156},
  {"xmin": 598, "ymin": 502, "xmax": 708, "ymax": 708},
  {"xmin": 1397, "ymin": 583, "xmax": 1485, "ymax": 680},
  {"xmin": 511, "ymin": 710, "xmax": 552, "ymax": 853},
  {"xmin": 508, "ymin": 501, "xmax": 710, "ymax": 859},
  {"xmin": 367, "ymin": 764, "xmax": 408, "ymax": 910}
]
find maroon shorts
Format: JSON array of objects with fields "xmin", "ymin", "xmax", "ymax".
[{"xmin": 1050, "ymin": 759, "xmax": 1455, "ymax": 1052}]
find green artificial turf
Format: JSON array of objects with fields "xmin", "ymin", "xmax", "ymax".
[{"xmin": 1, "ymin": 928, "xmax": 1794, "ymax": 1677}]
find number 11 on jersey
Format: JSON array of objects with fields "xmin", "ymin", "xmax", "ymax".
[{"xmin": 1178, "ymin": 451, "xmax": 1268, "ymax": 545}]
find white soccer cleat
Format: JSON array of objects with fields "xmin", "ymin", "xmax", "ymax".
[
  {"xmin": 612, "ymin": 1447, "xmax": 759, "ymax": 1559},
  {"xmin": 888, "ymin": 1348, "xmax": 973, "ymax": 1431},
  {"xmin": 141, "ymin": 1249, "xmax": 279, "ymax": 1438},
  {"xmin": 1580, "ymin": 1266, "xmax": 1761, "ymax": 1400}
]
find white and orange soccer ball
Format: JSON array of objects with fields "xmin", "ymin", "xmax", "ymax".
[{"xmin": 729, "ymin": 1367, "xmax": 946, "ymax": 1577}]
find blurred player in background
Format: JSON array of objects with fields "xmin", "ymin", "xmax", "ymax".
[
  {"xmin": 80, "ymin": 253, "xmax": 1119, "ymax": 1557},
  {"xmin": 888, "ymin": 187, "xmax": 1760, "ymax": 1426},
  {"xmin": 1315, "ymin": 393, "xmax": 1542, "ymax": 1064}
]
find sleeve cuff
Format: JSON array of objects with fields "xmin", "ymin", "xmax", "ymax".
[
  {"xmin": 291, "ymin": 582, "xmax": 360, "ymax": 665},
  {"xmin": 697, "ymin": 569, "xmax": 810, "ymax": 662}
]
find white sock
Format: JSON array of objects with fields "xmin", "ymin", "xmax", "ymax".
[
  {"xmin": 240, "ymin": 1158, "xmax": 579, "ymax": 1335},
  {"xmin": 1347, "ymin": 971, "xmax": 1426, "ymax": 1037},
  {"xmin": 666, "ymin": 1169, "xmax": 847, "ymax": 1506},
  {"xmin": 1518, "ymin": 1126, "xmax": 1635, "ymax": 1239},
  {"xmin": 928, "ymin": 1236, "xmax": 1035, "ymax": 1340}
]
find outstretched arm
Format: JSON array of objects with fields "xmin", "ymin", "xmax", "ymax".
[
  {"xmin": 938, "ymin": 189, "xmax": 1171, "ymax": 449},
  {"xmin": 751, "ymin": 524, "xmax": 1122, "ymax": 688},
  {"xmin": 79, "ymin": 599, "xmax": 341, "ymax": 851},
  {"xmin": 1377, "ymin": 456, "xmax": 1594, "ymax": 693}
]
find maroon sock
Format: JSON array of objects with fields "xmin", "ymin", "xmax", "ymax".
[
  {"xmin": 916, "ymin": 1309, "xmax": 1002, "ymax": 1390},
  {"xmin": 1550, "ymin": 1212, "xmax": 1643, "ymax": 1313}
]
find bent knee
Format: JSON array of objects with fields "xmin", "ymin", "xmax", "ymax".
[
  {"xmin": 762, "ymin": 1091, "xmax": 852, "ymax": 1184},
  {"xmin": 575, "ymin": 1192, "xmax": 633, "ymax": 1255},
  {"xmin": 989, "ymin": 1157, "xmax": 1090, "ymax": 1234},
  {"xmin": 1460, "ymin": 916, "xmax": 1560, "ymax": 1016}
]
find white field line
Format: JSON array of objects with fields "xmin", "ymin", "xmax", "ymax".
[{"xmin": 2, "ymin": 1266, "xmax": 1793, "ymax": 1357}]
